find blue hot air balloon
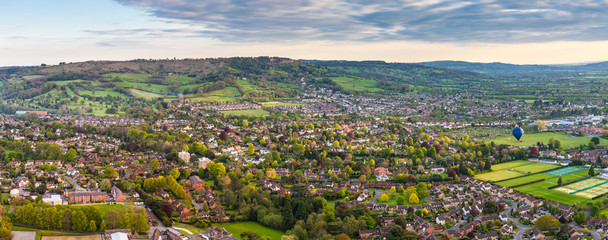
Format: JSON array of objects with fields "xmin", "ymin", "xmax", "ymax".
[{"xmin": 512, "ymin": 126, "xmax": 524, "ymax": 142}]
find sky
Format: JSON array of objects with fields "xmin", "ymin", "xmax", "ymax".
[{"xmin": 2, "ymin": 0, "xmax": 608, "ymax": 66}]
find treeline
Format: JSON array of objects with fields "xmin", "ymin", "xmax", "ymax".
[
  {"xmin": 143, "ymin": 175, "xmax": 192, "ymax": 201},
  {"xmin": 8, "ymin": 200, "xmax": 149, "ymax": 232}
]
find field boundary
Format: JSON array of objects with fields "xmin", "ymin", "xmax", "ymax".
[
  {"xmin": 508, "ymin": 179, "xmax": 545, "ymax": 188},
  {"xmin": 548, "ymin": 176, "xmax": 593, "ymax": 189},
  {"xmin": 569, "ymin": 180, "xmax": 608, "ymax": 194},
  {"xmin": 12, "ymin": 223, "xmax": 103, "ymax": 234}
]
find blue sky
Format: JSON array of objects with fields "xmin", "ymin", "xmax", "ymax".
[{"xmin": 2, "ymin": 0, "xmax": 608, "ymax": 65}]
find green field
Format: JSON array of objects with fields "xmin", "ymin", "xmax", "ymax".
[
  {"xmin": 377, "ymin": 193, "xmax": 429, "ymax": 206},
  {"xmin": 489, "ymin": 132, "xmax": 608, "ymax": 149},
  {"xmin": 220, "ymin": 109, "xmax": 270, "ymax": 117},
  {"xmin": 475, "ymin": 161, "xmax": 559, "ymax": 182},
  {"xmin": 213, "ymin": 222, "xmax": 284, "ymax": 240},
  {"xmin": 514, "ymin": 181, "xmax": 591, "ymax": 205},
  {"xmin": 72, "ymin": 203, "xmax": 130, "ymax": 218},
  {"xmin": 261, "ymin": 102, "xmax": 303, "ymax": 107},
  {"xmin": 193, "ymin": 87, "xmax": 242, "ymax": 102},
  {"xmin": 496, "ymin": 173, "xmax": 553, "ymax": 187},
  {"xmin": 330, "ymin": 76, "xmax": 384, "ymax": 92},
  {"xmin": 130, "ymin": 89, "xmax": 165, "ymax": 99}
]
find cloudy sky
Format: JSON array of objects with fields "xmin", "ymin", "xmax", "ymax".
[{"xmin": 2, "ymin": 0, "xmax": 608, "ymax": 66}]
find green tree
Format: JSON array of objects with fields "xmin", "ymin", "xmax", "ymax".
[
  {"xmin": 100, "ymin": 179, "xmax": 112, "ymax": 191},
  {"xmin": 99, "ymin": 220, "xmax": 107, "ymax": 231},
  {"xmin": 65, "ymin": 148, "xmax": 77, "ymax": 162},
  {"xmin": 132, "ymin": 211, "xmax": 150, "ymax": 232},
  {"xmin": 573, "ymin": 212, "xmax": 587, "ymax": 225},
  {"xmin": 535, "ymin": 215, "xmax": 559, "ymax": 230},
  {"xmin": 103, "ymin": 166, "xmax": 118, "ymax": 179},
  {"xmin": 149, "ymin": 159, "xmax": 160, "ymax": 170},
  {"xmin": 247, "ymin": 143, "xmax": 255, "ymax": 155},
  {"xmin": 170, "ymin": 168, "xmax": 181, "ymax": 179},
  {"xmin": 88, "ymin": 220, "xmax": 97, "ymax": 231},
  {"xmin": 589, "ymin": 165, "xmax": 595, "ymax": 176},
  {"xmin": 379, "ymin": 194, "xmax": 389, "ymax": 202},
  {"xmin": 409, "ymin": 193, "xmax": 419, "ymax": 204},
  {"xmin": 557, "ymin": 176, "xmax": 563, "ymax": 186},
  {"xmin": 396, "ymin": 196, "xmax": 405, "ymax": 205}
]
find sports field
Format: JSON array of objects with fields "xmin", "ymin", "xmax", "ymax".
[
  {"xmin": 475, "ymin": 161, "xmax": 559, "ymax": 182},
  {"xmin": 554, "ymin": 177, "xmax": 608, "ymax": 198}
]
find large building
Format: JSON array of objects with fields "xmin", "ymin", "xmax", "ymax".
[
  {"xmin": 179, "ymin": 151, "xmax": 191, "ymax": 163},
  {"xmin": 42, "ymin": 194, "xmax": 66, "ymax": 206},
  {"xmin": 199, "ymin": 157, "xmax": 212, "ymax": 169}
]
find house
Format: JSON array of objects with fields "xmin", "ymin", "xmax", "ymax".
[
  {"xmin": 532, "ymin": 227, "xmax": 545, "ymax": 240},
  {"xmin": 103, "ymin": 229, "xmax": 132, "ymax": 240},
  {"xmin": 166, "ymin": 228, "xmax": 183, "ymax": 240},
  {"xmin": 475, "ymin": 232, "xmax": 498, "ymax": 240},
  {"xmin": 500, "ymin": 223, "xmax": 514, "ymax": 236},
  {"xmin": 42, "ymin": 194, "xmax": 65, "ymax": 206},
  {"xmin": 190, "ymin": 175, "xmax": 205, "ymax": 189},
  {"xmin": 112, "ymin": 186, "xmax": 126, "ymax": 203},
  {"xmin": 430, "ymin": 166, "xmax": 445, "ymax": 174}
]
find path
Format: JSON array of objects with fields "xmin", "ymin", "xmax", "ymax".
[
  {"xmin": 173, "ymin": 227, "xmax": 194, "ymax": 235},
  {"xmin": 145, "ymin": 207, "xmax": 167, "ymax": 237},
  {"xmin": 64, "ymin": 175, "xmax": 85, "ymax": 191}
]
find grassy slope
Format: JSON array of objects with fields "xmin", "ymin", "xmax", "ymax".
[
  {"xmin": 489, "ymin": 132, "xmax": 608, "ymax": 149},
  {"xmin": 329, "ymin": 76, "xmax": 384, "ymax": 92}
]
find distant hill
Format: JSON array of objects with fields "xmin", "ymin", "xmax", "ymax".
[{"xmin": 417, "ymin": 60, "xmax": 608, "ymax": 75}]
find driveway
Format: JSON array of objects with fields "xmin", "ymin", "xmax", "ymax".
[{"xmin": 64, "ymin": 175, "xmax": 85, "ymax": 190}]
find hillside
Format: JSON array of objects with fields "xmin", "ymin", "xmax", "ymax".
[{"xmin": 417, "ymin": 60, "xmax": 608, "ymax": 75}]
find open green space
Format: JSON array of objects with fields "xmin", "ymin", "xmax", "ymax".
[
  {"xmin": 104, "ymin": 73, "xmax": 150, "ymax": 82},
  {"xmin": 377, "ymin": 193, "xmax": 429, "ymax": 206},
  {"xmin": 41, "ymin": 236, "xmax": 100, "ymax": 240},
  {"xmin": 72, "ymin": 203, "xmax": 130, "ymax": 218},
  {"xmin": 261, "ymin": 102, "xmax": 303, "ymax": 107},
  {"xmin": 330, "ymin": 76, "xmax": 384, "ymax": 92},
  {"xmin": 488, "ymin": 132, "xmax": 608, "ymax": 149},
  {"xmin": 212, "ymin": 221, "xmax": 284, "ymax": 240},
  {"xmin": 12, "ymin": 226, "xmax": 99, "ymax": 240},
  {"xmin": 192, "ymin": 87, "xmax": 242, "ymax": 102},
  {"xmin": 220, "ymin": 109, "xmax": 270, "ymax": 117},
  {"xmin": 496, "ymin": 173, "xmax": 553, "ymax": 187},
  {"xmin": 130, "ymin": 89, "xmax": 165, "ymax": 99},
  {"xmin": 475, "ymin": 170, "xmax": 523, "ymax": 182},
  {"xmin": 490, "ymin": 160, "xmax": 534, "ymax": 171},
  {"xmin": 514, "ymin": 181, "xmax": 591, "ymax": 205}
]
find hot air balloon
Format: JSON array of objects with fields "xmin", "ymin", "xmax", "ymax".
[{"xmin": 512, "ymin": 126, "xmax": 524, "ymax": 142}]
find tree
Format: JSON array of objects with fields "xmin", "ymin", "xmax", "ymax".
[
  {"xmin": 416, "ymin": 182, "xmax": 428, "ymax": 199},
  {"xmin": 149, "ymin": 159, "xmax": 160, "ymax": 170},
  {"xmin": 409, "ymin": 193, "xmax": 419, "ymax": 204},
  {"xmin": 99, "ymin": 220, "xmax": 107, "ymax": 231},
  {"xmin": 266, "ymin": 168, "xmax": 277, "ymax": 179},
  {"xmin": 591, "ymin": 137, "xmax": 600, "ymax": 145},
  {"xmin": 65, "ymin": 148, "xmax": 77, "ymax": 162},
  {"xmin": 333, "ymin": 141, "xmax": 340, "ymax": 149},
  {"xmin": 170, "ymin": 168, "xmax": 181, "ymax": 179},
  {"xmin": 103, "ymin": 166, "xmax": 118, "ymax": 179},
  {"xmin": 535, "ymin": 120, "xmax": 547, "ymax": 131},
  {"xmin": 396, "ymin": 196, "xmax": 405, "ymax": 205},
  {"xmin": 557, "ymin": 176, "xmax": 563, "ymax": 186},
  {"xmin": 100, "ymin": 179, "xmax": 112, "ymax": 191},
  {"xmin": 88, "ymin": 220, "xmax": 97, "ymax": 231},
  {"xmin": 182, "ymin": 169, "xmax": 190, "ymax": 179},
  {"xmin": 386, "ymin": 225, "xmax": 406, "ymax": 240},
  {"xmin": 535, "ymin": 215, "xmax": 560, "ymax": 230},
  {"xmin": 379, "ymin": 194, "xmax": 389, "ymax": 202},
  {"xmin": 247, "ymin": 143, "xmax": 255, "ymax": 155},
  {"xmin": 589, "ymin": 165, "xmax": 595, "ymax": 176},
  {"xmin": 335, "ymin": 233, "xmax": 350, "ymax": 240},
  {"xmin": 241, "ymin": 231, "xmax": 260, "ymax": 240},
  {"xmin": 132, "ymin": 211, "xmax": 150, "ymax": 232},
  {"xmin": 573, "ymin": 212, "xmax": 587, "ymax": 225}
]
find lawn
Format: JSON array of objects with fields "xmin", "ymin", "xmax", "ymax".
[
  {"xmin": 495, "ymin": 173, "xmax": 553, "ymax": 187},
  {"xmin": 174, "ymin": 224, "xmax": 204, "ymax": 234},
  {"xmin": 1, "ymin": 193, "xmax": 8, "ymax": 202},
  {"xmin": 220, "ymin": 109, "xmax": 270, "ymax": 117},
  {"xmin": 488, "ymin": 132, "xmax": 608, "ymax": 149},
  {"xmin": 72, "ymin": 203, "xmax": 130, "ymax": 218},
  {"xmin": 104, "ymin": 73, "xmax": 150, "ymax": 82},
  {"xmin": 511, "ymin": 163, "xmax": 559, "ymax": 174},
  {"xmin": 192, "ymin": 87, "xmax": 242, "ymax": 102},
  {"xmin": 261, "ymin": 102, "xmax": 303, "ymax": 107},
  {"xmin": 475, "ymin": 170, "xmax": 523, "ymax": 182},
  {"xmin": 330, "ymin": 76, "xmax": 384, "ymax": 92},
  {"xmin": 514, "ymin": 181, "xmax": 591, "ymax": 205},
  {"xmin": 490, "ymin": 160, "xmax": 534, "ymax": 171},
  {"xmin": 213, "ymin": 221, "xmax": 284, "ymax": 240},
  {"xmin": 130, "ymin": 89, "xmax": 165, "ymax": 99}
]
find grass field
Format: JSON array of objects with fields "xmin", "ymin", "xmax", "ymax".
[
  {"xmin": 496, "ymin": 173, "xmax": 553, "ymax": 187},
  {"xmin": 72, "ymin": 204, "xmax": 130, "ymax": 218},
  {"xmin": 213, "ymin": 222, "xmax": 284, "ymax": 240},
  {"xmin": 261, "ymin": 102, "xmax": 303, "ymax": 107},
  {"xmin": 476, "ymin": 161, "xmax": 559, "ymax": 182},
  {"xmin": 220, "ymin": 109, "xmax": 270, "ymax": 117},
  {"xmin": 130, "ymin": 89, "xmax": 165, "ymax": 99},
  {"xmin": 193, "ymin": 87, "xmax": 242, "ymax": 102},
  {"xmin": 514, "ymin": 181, "xmax": 591, "ymax": 205},
  {"xmin": 12, "ymin": 226, "xmax": 99, "ymax": 240},
  {"xmin": 330, "ymin": 76, "xmax": 384, "ymax": 92},
  {"xmin": 377, "ymin": 193, "xmax": 430, "ymax": 206},
  {"xmin": 488, "ymin": 132, "xmax": 608, "ymax": 149}
]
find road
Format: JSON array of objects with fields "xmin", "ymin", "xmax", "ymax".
[
  {"xmin": 145, "ymin": 207, "xmax": 167, "ymax": 237},
  {"xmin": 63, "ymin": 175, "xmax": 85, "ymax": 191}
]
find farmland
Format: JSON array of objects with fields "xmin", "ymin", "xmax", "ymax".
[
  {"xmin": 220, "ymin": 109, "xmax": 270, "ymax": 117},
  {"xmin": 488, "ymin": 132, "xmax": 608, "ymax": 149}
]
